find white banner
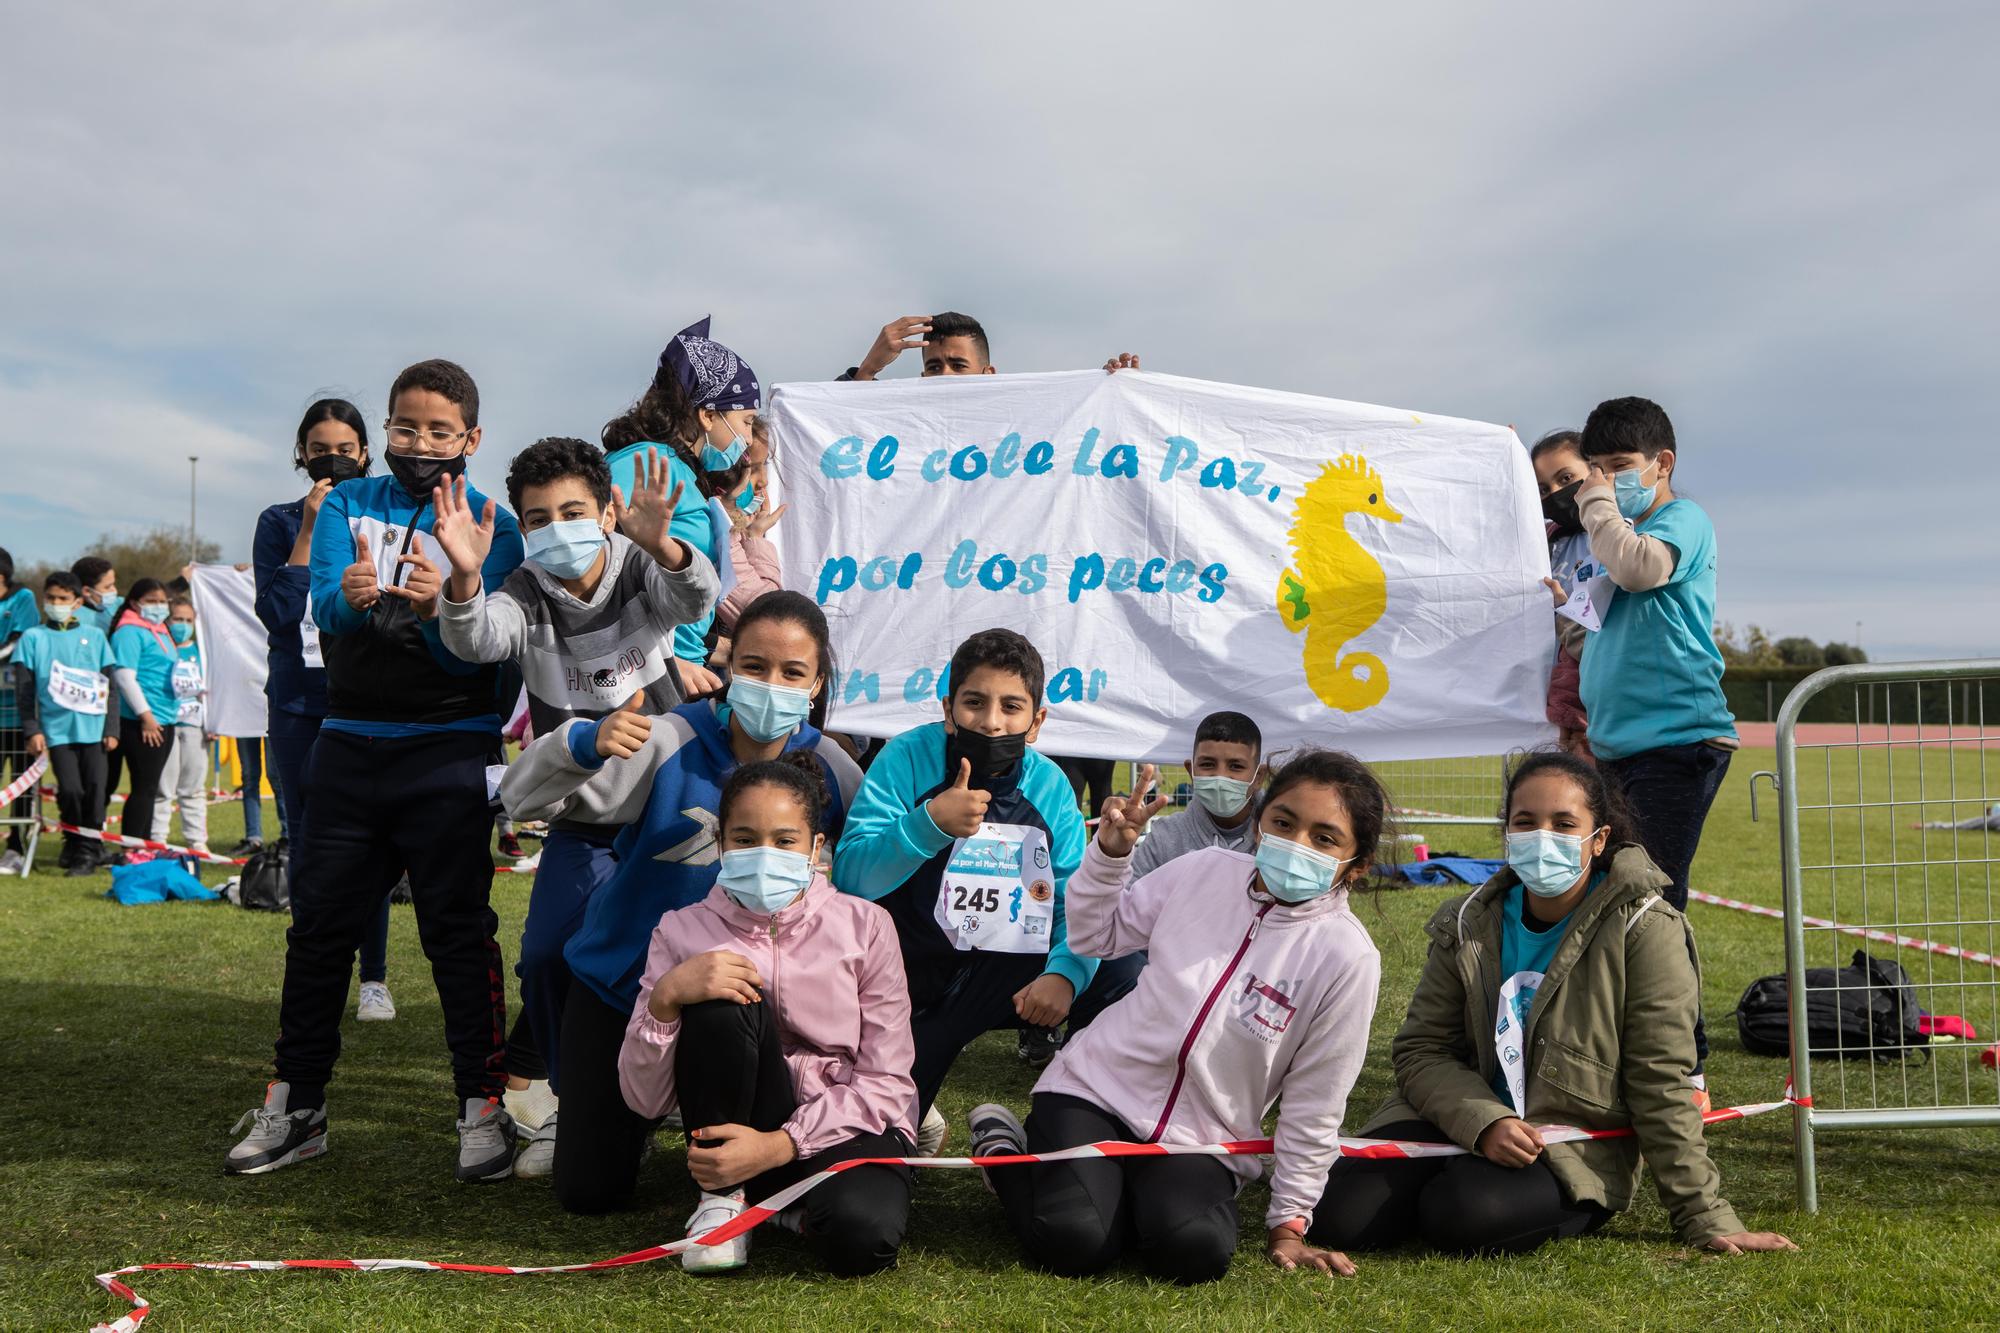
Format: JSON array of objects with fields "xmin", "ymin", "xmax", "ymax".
[
  {"xmin": 189, "ymin": 564, "xmax": 269, "ymax": 738},
  {"xmin": 769, "ymin": 370, "xmax": 1556, "ymax": 763}
]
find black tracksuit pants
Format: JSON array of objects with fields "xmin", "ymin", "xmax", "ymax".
[
  {"xmin": 1310, "ymin": 1118, "xmax": 1609, "ymax": 1255},
  {"xmin": 49, "ymin": 741, "xmax": 109, "ymax": 865},
  {"xmin": 990, "ymin": 1092, "xmax": 1240, "ymax": 1283},
  {"xmin": 273, "ymin": 729, "xmax": 507, "ymax": 1112}
]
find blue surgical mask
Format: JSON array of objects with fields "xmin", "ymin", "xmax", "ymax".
[
  {"xmin": 735, "ymin": 484, "xmax": 761, "ymax": 514},
  {"xmin": 524, "ymin": 519, "xmax": 607, "ymax": 580},
  {"xmin": 1613, "ymin": 461, "xmax": 1659, "ymax": 519},
  {"xmin": 1192, "ymin": 775, "xmax": 1251, "ymax": 819},
  {"xmin": 700, "ymin": 432, "xmax": 748, "ymax": 472},
  {"xmin": 169, "ymin": 622, "xmax": 194, "ymax": 644},
  {"xmin": 716, "ymin": 845, "xmax": 815, "ymax": 915},
  {"xmin": 140, "ymin": 603, "xmax": 170, "ymax": 624},
  {"xmin": 1505, "ymin": 829, "xmax": 1593, "ymax": 898},
  {"xmin": 1254, "ymin": 835, "xmax": 1351, "ymax": 904},
  {"xmin": 724, "ymin": 675, "xmax": 815, "ymax": 742},
  {"xmin": 47, "ymin": 603, "xmax": 77, "ymax": 625}
]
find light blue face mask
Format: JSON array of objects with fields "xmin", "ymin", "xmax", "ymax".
[
  {"xmin": 716, "ymin": 845, "xmax": 815, "ymax": 915},
  {"xmin": 1253, "ymin": 835, "xmax": 1351, "ymax": 904},
  {"xmin": 735, "ymin": 483, "xmax": 761, "ymax": 514},
  {"xmin": 1192, "ymin": 775, "xmax": 1251, "ymax": 819},
  {"xmin": 140, "ymin": 602, "xmax": 170, "ymax": 624},
  {"xmin": 1613, "ymin": 461, "xmax": 1659, "ymax": 519},
  {"xmin": 1505, "ymin": 829, "xmax": 1593, "ymax": 898},
  {"xmin": 725, "ymin": 675, "xmax": 814, "ymax": 742},
  {"xmin": 524, "ymin": 519, "xmax": 607, "ymax": 580},
  {"xmin": 700, "ymin": 431, "xmax": 748, "ymax": 473},
  {"xmin": 169, "ymin": 622, "xmax": 194, "ymax": 644}
]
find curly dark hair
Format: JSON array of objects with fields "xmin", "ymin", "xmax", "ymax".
[
  {"xmin": 506, "ymin": 437, "xmax": 612, "ymax": 517},
  {"xmin": 718, "ymin": 754, "xmax": 830, "ymax": 836},
  {"xmin": 601, "ymin": 364, "xmax": 715, "ymax": 498},
  {"xmin": 388, "ymin": 359, "xmax": 479, "ymax": 429}
]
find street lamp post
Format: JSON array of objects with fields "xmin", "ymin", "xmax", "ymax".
[{"xmin": 188, "ymin": 456, "xmax": 199, "ymax": 565}]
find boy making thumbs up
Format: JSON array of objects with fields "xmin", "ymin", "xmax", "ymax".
[{"xmin": 834, "ymin": 629, "xmax": 1098, "ymax": 1149}]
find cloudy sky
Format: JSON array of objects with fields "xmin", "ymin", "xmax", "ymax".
[{"xmin": 3, "ymin": 3, "xmax": 1994, "ymax": 660}]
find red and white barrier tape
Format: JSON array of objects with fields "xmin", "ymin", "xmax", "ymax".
[
  {"xmin": 40, "ymin": 786, "xmax": 243, "ymax": 805},
  {"xmin": 1690, "ymin": 890, "xmax": 2000, "ymax": 970},
  {"xmin": 2, "ymin": 753, "xmax": 50, "ymax": 805},
  {"xmin": 88, "ymin": 1087, "xmax": 1798, "ymax": 1331},
  {"xmin": 53, "ymin": 823, "xmax": 246, "ymax": 866}
]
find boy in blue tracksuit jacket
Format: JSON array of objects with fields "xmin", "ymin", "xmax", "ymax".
[
  {"xmin": 228, "ymin": 359, "xmax": 529, "ymax": 1184},
  {"xmin": 835, "ymin": 628, "xmax": 1097, "ymax": 1116}
]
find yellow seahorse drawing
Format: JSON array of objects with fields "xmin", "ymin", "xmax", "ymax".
[{"xmin": 1276, "ymin": 453, "xmax": 1404, "ymax": 712}]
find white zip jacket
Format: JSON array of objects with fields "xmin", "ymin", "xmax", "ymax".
[{"xmin": 1035, "ymin": 842, "xmax": 1381, "ymax": 1232}]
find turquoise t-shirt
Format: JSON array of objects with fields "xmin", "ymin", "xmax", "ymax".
[
  {"xmin": 76, "ymin": 599, "xmax": 118, "ymax": 637},
  {"xmin": 0, "ymin": 586, "xmax": 38, "ymax": 728},
  {"xmin": 15, "ymin": 622, "xmax": 118, "ymax": 747},
  {"xmin": 1489, "ymin": 876, "xmax": 1601, "ymax": 1111},
  {"xmin": 603, "ymin": 441, "xmax": 719, "ymax": 663},
  {"xmin": 1578, "ymin": 498, "xmax": 1736, "ymax": 761},
  {"xmin": 112, "ymin": 622, "xmax": 179, "ymax": 722}
]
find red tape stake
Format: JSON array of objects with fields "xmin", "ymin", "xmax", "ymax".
[
  {"xmin": 1690, "ymin": 890, "xmax": 2000, "ymax": 970},
  {"xmin": 2, "ymin": 754, "xmax": 50, "ymax": 806},
  {"xmin": 88, "ymin": 1088, "xmax": 1798, "ymax": 1331}
]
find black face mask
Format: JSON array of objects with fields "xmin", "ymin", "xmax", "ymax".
[
  {"xmin": 385, "ymin": 449, "xmax": 467, "ymax": 500},
  {"xmin": 305, "ymin": 454, "xmax": 364, "ymax": 486},
  {"xmin": 946, "ymin": 726, "xmax": 1027, "ymax": 791},
  {"xmin": 1541, "ymin": 478, "xmax": 1585, "ymax": 535}
]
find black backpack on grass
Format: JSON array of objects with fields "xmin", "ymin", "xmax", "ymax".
[
  {"xmin": 1735, "ymin": 949, "xmax": 1925, "ymax": 1062},
  {"xmin": 238, "ymin": 839, "xmax": 290, "ymax": 913}
]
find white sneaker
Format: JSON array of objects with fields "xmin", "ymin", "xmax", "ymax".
[
  {"xmin": 916, "ymin": 1103, "xmax": 948, "ymax": 1157},
  {"xmin": 356, "ymin": 981, "xmax": 396, "ymax": 1022},
  {"xmin": 514, "ymin": 1112, "xmax": 557, "ymax": 1179},
  {"xmin": 503, "ymin": 1079, "xmax": 557, "ymax": 1131},
  {"xmin": 0, "ymin": 849, "xmax": 25, "ymax": 875},
  {"xmin": 681, "ymin": 1189, "xmax": 750, "ymax": 1273}
]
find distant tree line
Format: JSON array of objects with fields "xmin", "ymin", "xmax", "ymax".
[{"xmin": 1714, "ymin": 622, "xmax": 1868, "ymax": 669}]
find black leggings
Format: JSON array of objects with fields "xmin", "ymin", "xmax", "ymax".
[
  {"xmin": 553, "ymin": 984, "xmax": 655, "ymax": 1216},
  {"xmin": 1310, "ymin": 1119, "xmax": 1609, "ymax": 1255},
  {"xmin": 676, "ymin": 997, "xmax": 912, "ymax": 1276},
  {"xmin": 990, "ymin": 1092, "xmax": 1239, "ymax": 1283},
  {"xmin": 117, "ymin": 716, "xmax": 174, "ymax": 843}
]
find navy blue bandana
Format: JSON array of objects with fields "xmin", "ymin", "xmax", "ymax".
[{"xmin": 660, "ymin": 315, "xmax": 761, "ymax": 412}]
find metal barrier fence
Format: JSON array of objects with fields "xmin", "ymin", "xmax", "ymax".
[
  {"xmin": 1758, "ymin": 659, "xmax": 2000, "ymax": 1211},
  {"xmin": 1373, "ymin": 755, "xmax": 1506, "ymax": 846},
  {"xmin": 0, "ymin": 738, "xmax": 43, "ymax": 876}
]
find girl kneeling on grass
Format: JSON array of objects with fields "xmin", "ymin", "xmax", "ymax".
[
  {"xmin": 969, "ymin": 750, "xmax": 1386, "ymax": 1282},
  {"xmin": 620, "ymin": 758, "xmax": 916, "ymax": 1276},
  {"xmin": 1314, "ymin": 751, "xmax": 1796, "ymax": 1257}
]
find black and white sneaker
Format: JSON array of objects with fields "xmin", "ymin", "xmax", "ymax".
[
  {"xmin": 967, "ymin": 1103, "xmax": 1027, "ymax": 1193},
  {"xmin": 224, "ymin": 1082, "xmax": 328, "ymax": 1174},
  {"xmin": 1016, "ymin": 1025, "xmax": 1063, "ymax": 1069},
  {"xmin": 456, "ymin": 1097, "xmax": 517, "ymax": 1183}
]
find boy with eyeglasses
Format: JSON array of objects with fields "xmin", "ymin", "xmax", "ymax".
[{"xmin": 227, "ymin": 359, "xmax": 530, "ymax": 1183}]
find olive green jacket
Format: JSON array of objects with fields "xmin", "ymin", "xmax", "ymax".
[{"xmin": 1361, "ymin": 845, "xmax": 1745, "ymax": 1243}]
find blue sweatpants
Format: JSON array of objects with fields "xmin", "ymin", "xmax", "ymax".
[{"xmin": 519, "ymin": 826, "xmax": 619, "ymax": 1094}]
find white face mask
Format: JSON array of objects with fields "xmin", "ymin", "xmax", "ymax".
[{"xmin": 1191, "ymin": 775, "xmax": 1251, "ymax": 818}]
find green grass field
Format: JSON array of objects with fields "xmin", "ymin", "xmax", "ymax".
[{"xmin": 6, "ymin": 745, "xmax": 2000, "ymax": 1331}]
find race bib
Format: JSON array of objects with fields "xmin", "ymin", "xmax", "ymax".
[
  {"xmin": 299, "ymin": 599, "xmax": 323, "ymax": 668},
  {"xmin": 933, "ymin": 821, "xmax": 1055, "ymax": 955},
  {"xmin": 171, "ymin": 657, "xmax": 205, "ymax": 724},
  {"xmin": 1493, "ymin": 970, "xmax": 1543, "ymax": 1112},
  {"xmin": 48, "ymin": 660, "xmax": 109, "ymax": 716}
]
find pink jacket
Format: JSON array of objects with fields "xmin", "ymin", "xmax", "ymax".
[
  {"xmin": 620, "ymin": 874, "xmax": 917, "ymax": 1160},
  {"xmin": 717, "ymin": 530, "xmax": 783, "ymax": 634},
  {"xmin": 1036, "ymin": 843, "xmax": 1381, "ymax": 1232}
]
